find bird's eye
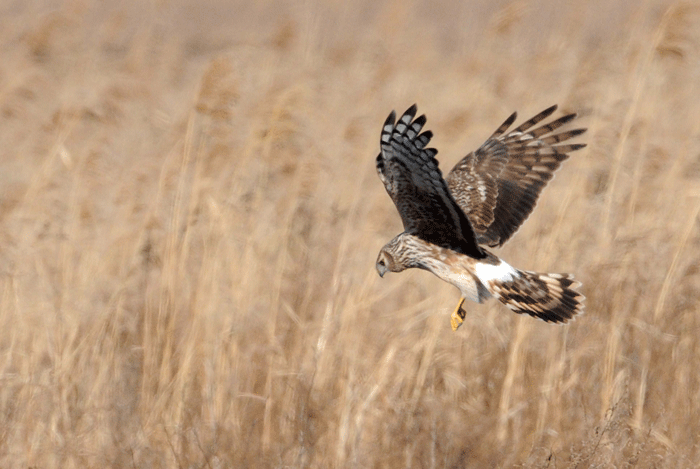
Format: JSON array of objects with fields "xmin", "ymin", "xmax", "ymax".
[{"xmin": 378, "ymin": 259, "xmax": 386, "ymax": 267}]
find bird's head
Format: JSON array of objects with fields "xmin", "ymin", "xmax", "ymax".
[{"xmin": 376, "ymin": 235, "xmax": 411, "ymax": 277}]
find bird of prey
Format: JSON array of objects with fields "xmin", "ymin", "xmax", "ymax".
[{"xmin": 374, "ymin": 104, "xmax": 585, "ymax": 330}]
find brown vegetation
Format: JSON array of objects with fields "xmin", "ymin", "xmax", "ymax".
[{"xmin": 1, "ymin": 0, "xmax": 699, "ymax": 467}]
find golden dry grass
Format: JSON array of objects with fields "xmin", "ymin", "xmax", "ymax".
[{"xmin": 1, "ymin": 0, "xmax": 700, "ymax": 467}]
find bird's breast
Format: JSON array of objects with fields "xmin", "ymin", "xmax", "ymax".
[{"xmin": 423, "ymin": 254, "xmax": 492, "ymax": 304}]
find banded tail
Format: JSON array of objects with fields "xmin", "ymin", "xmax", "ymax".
[
  {"xmin": 474, "ymin": 258, "xmax": 584, "ymax": 323},
  {"xmin": 492, "ymin": 270, "xmax": 584, "ymax": 323}
]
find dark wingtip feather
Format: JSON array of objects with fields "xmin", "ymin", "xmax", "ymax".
[
  {"xmin": 490, "ymin": 112, "xmax": 518, "ymax": 139},
  {"xmin": 567, "ymin": 128, "xmax": 587, "ymax": 137},
  {"xmin": 400, "ymin": 104, "xmax": 418, "ymax": 125},
  {"xmin": 543, "ymin": 104, "xmax": 558, "ymax": 115},
  {"xmin": 556, "ymin": 112, "xmax": 577, "ymax": 125},
  {"xmin": 513, "ymin": 105, "xmax": 559, "ymax": 133},
  {"xmin": 380, "ymin": 110, "xmax": 397, "ymax": 147},
  {"xmin": 415, "ymin": 130, "xmax": 433, "ymax": 149},
  {"xmin": 502, "ymin": 111, "xmax": 517, "ymax": 128},
  {"xmin": 540, "ymin": 127, "xmax": 587, "ymax": 145},
  {"xmin": 553, "ymin": 143, "xmax": 587, "ymax": 153},
  {"xmin": 384, "ymin": 110, "xmax": 396, "ymax": 126}
]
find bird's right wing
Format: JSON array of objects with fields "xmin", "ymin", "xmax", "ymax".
[{"xmin": 446, "ymin": 105, "xmax": 586, "ymax": 247}]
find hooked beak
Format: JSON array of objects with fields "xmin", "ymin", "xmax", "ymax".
[{"xmin": 376, "ymin": 263, "xmax": 387, "ymax": 278}]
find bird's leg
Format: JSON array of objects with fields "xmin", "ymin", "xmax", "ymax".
[{"xmin": 450, "ymin": 297, "xmax": 467, "ymax": 331}]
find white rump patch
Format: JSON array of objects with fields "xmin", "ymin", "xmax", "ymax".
[{"xmin": 474, "ymin": 258, "xmax": 518, "ymax": 284}]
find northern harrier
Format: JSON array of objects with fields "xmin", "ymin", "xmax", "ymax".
[{"xmin": 375, "ymin": 104, "xmax": 585, "ymax": 330}]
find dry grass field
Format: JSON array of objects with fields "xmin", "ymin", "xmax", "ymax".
[{"xmin": 1, "ymin": 0, "xmax": 700, "ymax": 467}]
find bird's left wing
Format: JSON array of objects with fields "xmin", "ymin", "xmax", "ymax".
[{"xmin": 376, "ymin": 105, "xmax": 484, "ymax": 258}]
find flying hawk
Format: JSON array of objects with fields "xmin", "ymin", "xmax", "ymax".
[{"xmin": 374, "ymin": 104, "xmax": 586, "ymax": 330}]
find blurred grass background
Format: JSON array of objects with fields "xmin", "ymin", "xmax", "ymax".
[{"xmin": 1, "ymin": 0, "xmax": 700, "ymax": 467}]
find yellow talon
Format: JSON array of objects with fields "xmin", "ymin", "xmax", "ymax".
[{"xmin": 450, "ymin": 297, "xmax": 466, "ymax": 331}]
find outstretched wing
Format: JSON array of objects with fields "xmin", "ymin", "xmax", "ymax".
[
  {"xmin": 376, "ymin": 105, "xmax": 484, "ymax": 259},
  {"xmin": 446, "ymin": 105, "xmax": 586, "ymax": 247}
]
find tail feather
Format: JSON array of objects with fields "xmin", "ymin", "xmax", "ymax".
[{"xmin": 488, "ymin": 269, "xmax": 584, "ymax": 323}]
